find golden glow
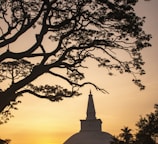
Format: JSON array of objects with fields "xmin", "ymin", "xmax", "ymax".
[{"xmin": 0, "ymin": 1, "xmax": 158, "ymax": 144}]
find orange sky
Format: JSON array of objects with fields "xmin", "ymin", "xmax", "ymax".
[{"xmin": 0, "ymin": 1, "xmax": 158, "ymax": 144}]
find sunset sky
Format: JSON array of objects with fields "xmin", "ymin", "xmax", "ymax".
[{"xmin": 0, "ymin": 1, "xmax": 158, "ymax": 144}]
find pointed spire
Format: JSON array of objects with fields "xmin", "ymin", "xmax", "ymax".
[{"xmin": 86, "ymin": 91, "xmax": 96, "ymax": 120}]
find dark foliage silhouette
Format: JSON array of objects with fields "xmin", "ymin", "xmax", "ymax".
[
  {"xmin": 0, "ymin": 0, "xmax": 151, "ymax": 123},
  {"xmin": 0, "ymin": 139, "xmax": 10, "ymax": 144},
  {"xmin": 119, "ymin": 126, "xmax": 133, "ymax": 144},
  {"xmin": 112, "ymin": 104, "xmax": 158, "ymax": 144},
  {"xmin": 135, "ymin": 104, "xmax": 158, "ymax": 144}
]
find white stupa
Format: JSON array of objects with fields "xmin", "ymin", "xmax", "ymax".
[{"xmin": 63, "ymin": 91, "xmax": 113, "ymax": 144}]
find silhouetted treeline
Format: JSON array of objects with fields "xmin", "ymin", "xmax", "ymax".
[{"xmin": 112, "ymin": 104, "xmax": 158, "ymax": 144}]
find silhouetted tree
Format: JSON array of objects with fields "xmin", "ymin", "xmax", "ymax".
[
  {"xmin": 112, "ymin": 105, "xmax": 158, "ymax": 144},
  {"xmin": 0, "ymin": 139, "xmax": 11, "ymax": 144},
  {"xmin": 135, "ymin": 104, "xmax": 158, "ymax": 144},
  {"xmin": 0, "ymin": 0, "xmax": 151, "ymax": 123},
  {"xmin": 111, "ymin": 127, "xmax": 134, "ymax": 144},
  {"xmin": 119, "ymin": 126, "xmax": 133, "ymax": 144}
]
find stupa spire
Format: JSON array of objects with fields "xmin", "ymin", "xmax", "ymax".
[{"xmin": 86, "ymin": 91, "xmax": 96, "ymax": 120}]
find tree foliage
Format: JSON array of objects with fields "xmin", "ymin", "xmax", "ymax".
[
  {"xmin": 0, "ymin": 139, "xmax": 11, "ymax": 144},
  {"xmin": 112, "ymin": 127, "xmax": 134, "ymax": 144},
  {"xmin": 0, "ymin": 0, "xmax": 151, "ymax": 123},
  {"xmin": 135, "ymin": 104, "xmax": 158, "ymax": 144},
  {"xmin": 112, "ymin": 104, "xmax": 158, "ymax": 144},
  {"xmin": 119, "ymin": 126, "xmax": 133, "ymax": 144}
]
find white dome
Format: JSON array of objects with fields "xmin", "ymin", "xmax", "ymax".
[
  {"xmin": 64, "ymin": 131, "xmax": 113, "ymax": 144},
  {"xmin": 63, "ymin": 92, "xmax": 113, "ymax": 144}
]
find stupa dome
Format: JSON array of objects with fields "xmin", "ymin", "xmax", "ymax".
[{"xmin": 63, "ymin": 92, "xmax": 113, "ymax": 144}]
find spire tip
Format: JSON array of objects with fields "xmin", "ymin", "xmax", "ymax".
[{"xmin": 89, "ymin": 90, "xmax": 92, "ymax": 96}]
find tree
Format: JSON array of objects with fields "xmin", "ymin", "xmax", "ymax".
[
  {"xmin": 112, "ymin": 104, "xmax": 158, "ymax": 144},
  {"xmin": 135, "ymin": 104, "xmax": 158, "ymax": 144},
  {"xmin": 111, "ymin": 127, "xmax": 134, "ymax": 144},
  {"xmin": 119, "ymin": 126, "xmax": 133, "ymax": 144},
  {"xmin": 0, "ymin": 139, "xmax": 11, "ymax": 144},
  {"xmin": 0, "ymin": 0, "xmax": 151, "ymax": 123}
]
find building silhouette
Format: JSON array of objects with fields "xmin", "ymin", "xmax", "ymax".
[{"xmin": 63, "ymin": 91, "xmax": 113, "ymax": 144}]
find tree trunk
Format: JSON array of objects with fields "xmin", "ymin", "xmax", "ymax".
[{"xmin": 0, "ymin": 65, "xmax": 47, "ymax": 112}]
